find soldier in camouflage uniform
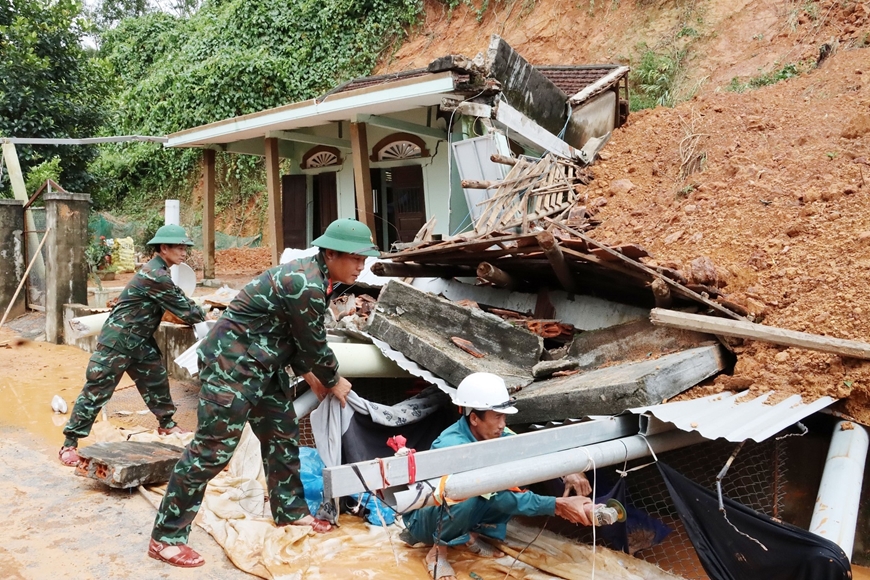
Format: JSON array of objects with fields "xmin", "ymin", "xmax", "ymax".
[
  {"xmin": 148, "ymin": 218, "xmax": 379, "ymax": 568},
  {"xmin": 59, "ymin": 224, "xmax": 206, "ymax": 467}
]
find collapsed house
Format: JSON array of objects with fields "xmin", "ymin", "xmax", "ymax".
[{"xmin": 5, "ymin": 33, "xmax": 861, "ymax": 580}]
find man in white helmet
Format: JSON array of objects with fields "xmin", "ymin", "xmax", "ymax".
[{"xmin": 402, "ymin": 372, "xmax": 594, "ymax": 580}]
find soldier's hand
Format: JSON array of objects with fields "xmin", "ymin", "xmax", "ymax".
[
  {"xmin": 554, "ymin": 495, "xmax": 594, "ymax": 526},
  {"xmin": 330, "ymin": 376, "xmax": 352, "ymax": 408},
  {"xmin": 303, "ymin": 372, "xmax": 329, "ymax": 400},
  {"xmin": 562, "ymin": 472, "xmax": 592, "ymax": 497}
]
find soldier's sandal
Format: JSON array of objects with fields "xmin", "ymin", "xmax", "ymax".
[
  {"xmin": 148, "ymin": 539, "xmax": 205, "ymax": 568},
  {"xmin": 59, "ymin": 446, "xmax": 80, "ymax": 467}
]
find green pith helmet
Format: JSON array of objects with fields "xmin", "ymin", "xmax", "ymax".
[
  {"xmin": 147, "ymin": 224, "xmax": 195, "ymax": 247},
  {"xmin": 312, "ymin": 218, "xmax": 380, "ymax": 257}
]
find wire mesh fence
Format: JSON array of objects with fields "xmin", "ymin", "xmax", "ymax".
[{"xmin": 582, "ymin": 437, "xmax": 787, "ymax": 579}]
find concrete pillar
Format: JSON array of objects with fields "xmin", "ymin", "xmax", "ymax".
[
  {"xmin": 45, "ymin": 192, "xmax": 90, "ymax": 343},
  {"xmin": 0, "ymin": 199, "xmax": 26, "ymax": 322}
]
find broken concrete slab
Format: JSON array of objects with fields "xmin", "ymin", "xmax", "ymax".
[
  {"xmin": 412, "ymin": 278, "xmax": 648, "ymax": 331},
  {"xmin": 366, "ymin": 280, "xmax": 542, "ymax": 389},
  {"xmin": 75, "ymin": 441, "xmax": 184, "ymax": 488},
  {"xmin": 567, "ymin": 318, "xmax": 718, "ymax": 371},
  {"xmin": 511, "ymin": 344, "xmax": 727, "ymax": 424}
]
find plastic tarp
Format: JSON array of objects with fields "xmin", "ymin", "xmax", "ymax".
[{"xmin": 658, "ymin": 462, "xmax": 851, "ymax": 580}]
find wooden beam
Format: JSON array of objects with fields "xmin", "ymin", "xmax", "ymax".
[
  {"xmin": 354, "ymin": 114, "xmax": 447, "ymax": 141},
  {"xmin": 477, "ymin": 262, "xmax": 517, "ymax": 289},
  {"xmin": 650, "ymin": 308, "xmax": 870, "ymax": 360},
  {"xmin": 461, "ymin": 179, "xmax": 496, "ymax": 189},
  {"xmin": 202, "ymin": 149, "xmax": 216, "ymax": 279},
  {"xmin": 2, "ymin": 142, "xmax": 44, "ymax": 281},
  {"xmin": 264, "ymin": 137, "xmax": 283, "ymax": 266},
  {"xmin": 371, "ymin": 261, "xmax": 475, "ymax": 279},
  {"xmin": 349, "ymin": 122, "xmax": 376, "ymax": 235},
  {"xmin": 536, "ymin": 231, "xmax": 579, "ymax": 293},
  {"xmin": 490, "ymin": 154, "xmax": 517, "ymax": 166},
  {"xmin": 267, "ymin": 130, "xmax": 351, "ymax": 150},
  {"xmin": 323, "ymin": 415, "xmax": 638, "ymax": 499}
]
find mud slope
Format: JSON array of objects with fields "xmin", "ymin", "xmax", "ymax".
[{"xmin": 379, "ymin": 0, "xmax": 868, "ymax": 96}]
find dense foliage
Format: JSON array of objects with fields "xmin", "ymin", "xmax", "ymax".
[
  {"xmin": 0, "ymin": 0, "xmax": 113, "ymax": 195},
  {"xmin": 93, "ymin": 0, "xmax": 423, "ymax": 212}
]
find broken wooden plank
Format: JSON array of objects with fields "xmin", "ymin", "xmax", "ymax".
[
  {"xmin": 513, "ymin": 345, "xmax": 727, "ymax": 423},
  {"xmin": 367, "ymin": 280, "xmax": 542, "ymax": 389},
  {"xmin": 322, "ymin": 415, "xmax": 638, "ymax": 499},
  {"xmin": 75, "ymin": 441, "xmax": 184, "ymax": 488},
  {"xmin": 650, "ymin": 308, "xmax": 870, "ymax": 360},
  {"xmin": 536, "ymin": 231, "xmax": 579, "ymax": 294}
]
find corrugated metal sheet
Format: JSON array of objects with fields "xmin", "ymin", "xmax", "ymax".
[
  {"xmin": 629, "ymin": 390, "xmax": 835, "ymax": 443},
  {"xmin": 368, "ymin": 335, "xmax": 455, "ymax": 396}
]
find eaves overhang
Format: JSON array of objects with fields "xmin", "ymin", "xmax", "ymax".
[{"xmin": 166, "ymin": 71, "xmax": 459, "ymax": 148}]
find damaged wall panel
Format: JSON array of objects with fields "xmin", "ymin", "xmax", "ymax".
[
  {"xmin": 485, "ymin": 35, "xmax": 568, "ymax": 136},
  {"xmin": 367, "ymin": 280, "xmax": 542, "ymax": 389},
  {"xmin": 567, "ymin": 318, "xmax": 719, "ymax": 371},
  {"xmin": 413, "ymin": 278, "xmax": 648, "ymax": 331},
  {"xmin": 512, "ymin": 344, "xmax": 727, "ymax": 423}
]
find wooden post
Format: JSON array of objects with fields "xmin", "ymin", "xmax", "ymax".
[
  {"xmin": 536, "ymin": 230, "xmax": 579, "ymax": 294},
  {"xmin": 264, "ymin": 137, "xmax": 283, "ymax": 266},
  {"xmin": 349, "ymin": 122, "xmax": 376, "ymax": 235},
  {"xmin": 202, "ymin": 149, "xmax": 216, "ymax": 279},
  {"xmin": 477, "ymin": 261, "xmax": 516, "ymax": 289}
]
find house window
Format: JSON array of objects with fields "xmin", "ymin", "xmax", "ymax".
[
  {"xmin": 370, "ymin": 132, "xmax": 430, "ymax": 162},
  {"xmin": 302, "ymin": 145, "xmax": 341, "ymax": 169}
]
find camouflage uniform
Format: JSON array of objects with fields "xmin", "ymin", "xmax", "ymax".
[
  {"xmin": 152, "ymin": 252, "xmax": 339, "ymax": 545},
  {"xmin": 62, "ymin": 255, "xmax": 205, "ymax": 448}
]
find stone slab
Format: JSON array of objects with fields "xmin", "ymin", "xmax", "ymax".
[
  {"xmin": 75, "ymin": 441, "xmax": 184, "ymax": 488},
  {"xmin": 512, "ymin": 344, "xmax": 727, "ymax": 423}
]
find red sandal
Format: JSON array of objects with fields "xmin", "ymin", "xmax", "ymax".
[
  {"xmin": 148, "ymin": 538, "xmax": 205, "ymax": 568},
  {"xmin": 59, "ymin": 446, "xmax": 80, "ymax": 467},
  {"xmin": 289, "ymin": 515, "xmax": 333, "ymax": 534}
]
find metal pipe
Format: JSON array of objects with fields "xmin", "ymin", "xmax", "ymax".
[
  {"xmin": 390, "ymin": 429, "xmax": 705, "ymax": 512},
  {"xmin": 809, "ymin": 420, "xmax": 869, "ymax": 558}
]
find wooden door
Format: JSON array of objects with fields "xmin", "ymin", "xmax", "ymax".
[
  {"xmin": 313, "ymin": 172, "xmax": 338, "ymax": 238},
  {"xmin": 390, "ymin": 165, "xmax": 426, "ymax": 243},
  {"xmin": 282, "ymin": 174, "xmax": 307, "ymax": 249}
]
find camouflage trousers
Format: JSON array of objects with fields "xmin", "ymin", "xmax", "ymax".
[
  {"xmin": 151, "ymin": 376, "xmax": 307, "ymax": 545},
  {"xmin": 63, "ymin": 344, "xmax": 177, "ymax": 447}
]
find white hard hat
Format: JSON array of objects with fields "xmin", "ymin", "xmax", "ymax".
[{"xmin": 452, "ymin": 372, "xmax": 518, "ymax": 414}]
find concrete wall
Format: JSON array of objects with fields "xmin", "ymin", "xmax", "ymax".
[
  {"xmin": 485, "ymin": 35, "xmax": 569, "ymax": 136},
  {"xmin": 564, "ymin": 90, "xmax": 618, "ymax": 150},
  {"xmin": 0, "ymin": 199, "xmax": 26, "ymax": 321},
  {"xmin": 45, "ymin": 193, "xmax": 90, "ymax": 343},
  {"xmin": 290, "ymin": 110, "xmax": 454, "ymax": 245}
]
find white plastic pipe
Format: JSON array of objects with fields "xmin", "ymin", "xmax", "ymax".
[
  {"xmin": 391, "ymin": 429, "xmax": 705, "ymax": 512},
  {"xmin": 67, "ymin": 311, "xmax": 111, "ymax": 340},
  {"xmin": 809, "ymin": 420, "xmax": 869, "ymax": 558},
  {"xmin": 165, "ymin": 200, "xmax": 180, "ymax": 226}
]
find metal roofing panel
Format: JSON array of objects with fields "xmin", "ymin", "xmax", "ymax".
[{"xmin": 629, "ymin": 390, "xmax": 835, "ymax": 443}]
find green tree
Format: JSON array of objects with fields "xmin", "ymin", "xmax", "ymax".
[{"xmin": 0, "ymin": 0, "xmax": 114, "ymax": 195}]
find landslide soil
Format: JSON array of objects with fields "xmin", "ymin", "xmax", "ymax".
[{"xmin": 377, "ymin": 0, "xmax": 870, "ymax": 421}]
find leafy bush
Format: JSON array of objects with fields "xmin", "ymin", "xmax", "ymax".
[
  {"xmin": 726, "ymin": 62, "xmax": 805, "ymax": 93},
  {"xmin": 629, "ymin": 46, "xmax": 688, "ymax": 110},
  {"xmin": 92, "ymin": 0, "xmax": 424, "ymax": 211}
]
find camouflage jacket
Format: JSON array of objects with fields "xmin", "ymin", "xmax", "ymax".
[
  {"xmin": 197, "ymin": 252, "xmax": 338, "ymax": 402},
  {"xmin": 98, "ymin": 255, "xmax": 205, "ymax": 359}
]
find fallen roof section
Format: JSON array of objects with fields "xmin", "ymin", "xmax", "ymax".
[{"xmin": 629, "ymin": 390, "xmax": 836, "ymax": 443}]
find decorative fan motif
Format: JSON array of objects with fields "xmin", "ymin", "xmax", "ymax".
[
  {"xmin": 305, "ymin": 150, "xmax": 339, "ymax": 168},
  {"xmin": 378, "ymin": 141, "xmax": 422, "ymax": 160}
]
